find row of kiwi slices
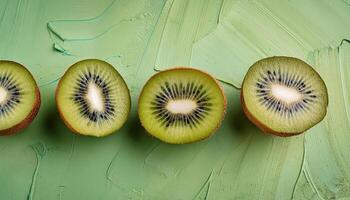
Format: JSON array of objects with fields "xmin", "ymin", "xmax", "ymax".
[{"xmin": 0, "ymin": 57, "xmax": 328, "ymax": 144}]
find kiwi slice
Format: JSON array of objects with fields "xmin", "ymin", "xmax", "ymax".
[
  {"xmin": 138, "ymin": 67, "xmax": 226, "ymax": 144},
  {"xmin": 55, "ymin": 59, "xmax": 130, "ymax": 137},
  {"xmin": 0, "ymin": 61, "xmax": 41, "ymax": 135},
  {"xmin": 241, "ymin": 56, "xmax": 328, "ymax": 136}
]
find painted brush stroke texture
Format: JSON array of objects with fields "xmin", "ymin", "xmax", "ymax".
[{"xmin": 0, "ymin": 0, "xmax": 349, "ymax": 199}]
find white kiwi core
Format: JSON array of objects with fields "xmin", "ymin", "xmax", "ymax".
[
  {"xmin": 271, "ymin": 84, "xmax": 302, "ymax": 104},
  {"xmin": 0, "ymin": 86, "xmax": 8, "ymax": 105},
  {"xmin": 86, "ymin": 82, "xmax": 104, "ymax": 112},
  {"xmin": 166, "ymin": 99, "xmax": 198, "ymax": 114}
]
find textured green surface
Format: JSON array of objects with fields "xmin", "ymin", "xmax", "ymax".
[{"xmin": 0, "ymin": 0, "xmax": 349, "ymax": 199}]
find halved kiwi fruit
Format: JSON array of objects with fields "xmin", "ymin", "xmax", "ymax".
[
  {"xmin": 241, "ymin": 56, "xmax": 328, "ymax": 136},
  {"xmin": 0, "ymin": 61, "xmax": 41, "ymax": 135},
  {"xmin": 138, "ymin": 67, "xmax": 226, "ymax": 144},
  {"xmin": 55, "ymin": 59, "xmax": 131, "ymax": 137}
]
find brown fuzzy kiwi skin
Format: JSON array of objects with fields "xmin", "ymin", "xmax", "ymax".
[
  {"xmin": 137, "ymin": 67, "xmax": 227, "ymax": 144},
  {"xmin": 55, "ymin": 59, "xmax": 131, "ymax": 137},
  {"xmin": 240, "ymin": 91, "xmax": 301, "ymax": 137},
  {"xmin": 0, "ymin": 61, "xmax": 41, "ymax": 136},
  {"xmin": 55, "ymin": 84, "xmax": 79, "ymax": 135},
  {"xmin": 0, "ymin": 86, "xmax": 41, "ymax": 136},
  {"xmin": 55, "ymin": 61, "xmax": 84, "ymax": 135}
]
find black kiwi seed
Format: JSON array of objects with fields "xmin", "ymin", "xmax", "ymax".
[
  {"xmin": 70, "ymin": 71, "xmax": 115, "ymax": 123},
  {"xmin": 150, "ymin": 81, "xmax": 212, "ymax": 129},
  {"xmin": 0, "ymin": 60, "xmax": 41, "ymax": 136},
  {"xmin": 138, "ymin": 67, "xmax": 227, "ymax": 144},
  {"xmin": 0, "ymin": 73, "xmax": 22, "ymax": 117},
  {"xmin": 255, "ymin": 70, "xmax": 317, "ymax": 117},
  {"xmin": 56, "ymin": 59, "xmax": 131, "ymax": 137},
  {"xmin": 241, "ymin": 56, "xmax": 329, "ymax": 136}
]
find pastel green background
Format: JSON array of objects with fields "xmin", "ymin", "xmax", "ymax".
[{"xmin": 0, "ymin": 0, "xmax": 349, "ymax": 199}]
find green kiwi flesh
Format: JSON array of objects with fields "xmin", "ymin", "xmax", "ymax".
[
  {"xmin": 56, "ymin": 59, "xmax": 131, "ymax": 137},
  {"xmin": 138, "ymin": 67, "xmax": 226, "ymax": 144},
  {"xmin": 0, "ymin": 61, "xmax": 41, "ymax": 135},
  {"xmin": 241, "ymin": 56, "xmax": 328, "ymax": 136}
]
